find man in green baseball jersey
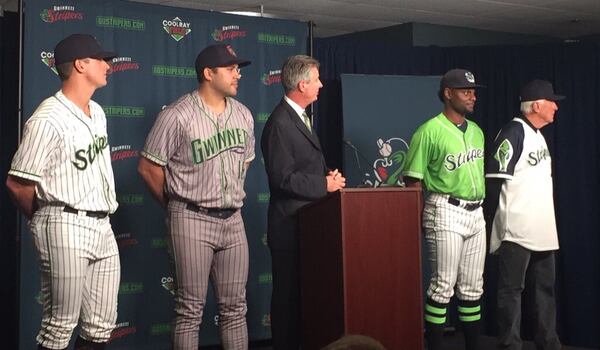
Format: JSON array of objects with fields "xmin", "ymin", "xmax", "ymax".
[{"xmin": 403, "ymin": 68, "xmax": 486, "ymax": 350}]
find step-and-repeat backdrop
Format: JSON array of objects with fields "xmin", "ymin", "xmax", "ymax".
[{"xmin": 20, "ymin": 0, "xmax": 307, "ymax": 348}]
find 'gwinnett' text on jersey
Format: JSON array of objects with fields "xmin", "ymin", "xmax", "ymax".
[{"xmin": 191, "ymin": 128, "xmax": 249, "ymax": 164}]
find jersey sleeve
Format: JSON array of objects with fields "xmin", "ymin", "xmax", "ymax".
[
  {"xmin": 486, "ymin": 120, "xmax": 524, "ymax": 180},
  {"xmin": 8, "ymin": 118, "xmax": 61, "ymax": 182},
  {"xmin": 141, "ymin": 107, "xmax": 183, "ymax": 166},
  {"xmin": 402, "ymin": 126, "xmax": 431, "ymax": 180}
]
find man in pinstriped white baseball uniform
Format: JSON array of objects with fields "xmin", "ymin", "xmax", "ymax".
[
  {"xmin": 403, "ymin": 69, "xmax": 487, "ymax": 350},
  {"xmin": 138, "ymin": 44, "xmax": 254, "ymax": 349},
  {"xmin": 6, "ymin": 34, "xmax": 120, "ymax": 350}
]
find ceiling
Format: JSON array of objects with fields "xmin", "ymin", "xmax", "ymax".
[{"xmin": 2, "ymin": 0, "xmax": 599, "ymax": 38}]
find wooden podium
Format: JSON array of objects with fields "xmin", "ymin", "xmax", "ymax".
[{"xmin": 297, "ymin": 187, "xmax": 424, "ymax": 350}]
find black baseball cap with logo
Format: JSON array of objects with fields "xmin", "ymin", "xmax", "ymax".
[
  {"xmin": 440, "ymin": 68, "xmax": 486, "ymax": 90},
  {"xmin": 519, "ymin": 79, "xmax": 565, "ymax": 102},
  {"xmin": 54, "ymin": 34, "xmax": 116, "ymax": 65},
  {"xmin": 195, "ymin": 44, "xmax": 251, "ymax": 79},
  {"xmin": 438, "ymin": 68, "xmax": 485, "ymax": 101}
]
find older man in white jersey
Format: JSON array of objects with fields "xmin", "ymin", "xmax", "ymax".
[
  {"xmin": 486, "ymin": 79, "xmax": 564, "ymax": 350},
  {"xmin": 6, "ymin": 34, "xmax": 120, "ymax": 350}
]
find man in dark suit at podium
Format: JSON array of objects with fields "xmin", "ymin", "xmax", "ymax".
[{"xmin": 261, "ymin": 55, "xmax": 346, "ymax": 349}]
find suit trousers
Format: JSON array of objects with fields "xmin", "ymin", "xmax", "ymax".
[
  {"xmin": 270, "ymin": 248, "xmax": 301, "ymax": 350},
  {"xmin": 496, "ymin": 241, "xmax": 561, "ymax": 350}
]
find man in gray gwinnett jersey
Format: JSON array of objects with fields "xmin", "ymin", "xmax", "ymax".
[
  {"xmin": 6, "ymin": 34, "xmax": 120, "ymax": 350},
  {"xmin": 138, "ymin": 44, "xmax": 254, "ymax": 350}
]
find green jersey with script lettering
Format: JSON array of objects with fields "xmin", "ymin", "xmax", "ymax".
[{"xmin": 403, "ymin": 113, "xmax": 485, "ymax": 201}]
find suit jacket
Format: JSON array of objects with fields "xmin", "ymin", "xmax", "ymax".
[{"xmin": 261, "ymin": 99, "xmax": 328, "ymax": 251}]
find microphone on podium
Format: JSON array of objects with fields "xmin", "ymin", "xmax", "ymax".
[{"xmin": 342, "ymin": 138, "xmax": 376, "ymax": 188}]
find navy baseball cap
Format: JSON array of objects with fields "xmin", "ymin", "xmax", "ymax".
[
  {"xmin": 440, "ymin": 68, "xmax": 486, "ymax": 90},
  {"xmin": 54, "ymin": 34, "xmax": 116, "ymax": 65},
  {"xmin": 195, "ymin": 44, "xmax": 251, "ymax": 76},
  {"xmin": 519, "ymin": 79, "xmax": 565, "ymax": 102}
]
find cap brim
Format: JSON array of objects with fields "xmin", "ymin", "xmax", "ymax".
[
  {"xmin": 215, "ymin": 59, "xmax": 251, "ymax": 68},
  {"xmin": 452, "ymin": 84, "xmax": 486, "ymax": 89}
]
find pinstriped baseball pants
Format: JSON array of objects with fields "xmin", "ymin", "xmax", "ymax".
[
  {"xmin": 29, "ymin": 206, "xmax": 120, "ymax": 350},
  {"xmin": 167, "ymin": 201, "xmax": 249, "ymax": 350},
  {"xmin": 423, "ymin": 193, "xmax": 486, "ymax": 304}
]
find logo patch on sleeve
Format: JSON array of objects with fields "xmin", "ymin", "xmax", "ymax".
[{"xmin": 495, "ymin": 139, "xmax": 513, "ymax": 172}]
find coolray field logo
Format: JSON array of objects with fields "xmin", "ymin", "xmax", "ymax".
[
  {"xmin": 259, "ymin": 272, "xmax": 272, "ymax": 284},
  {"xmin": 119, "ymin": 282, "xmax": 144, "ymax": 295},
  {"xmin": 40, "ymin": 5, "xmax": 83, "ymax": 23},
  {"xmin": 111, "ymin": 145, "xmax": 139, "ymax": 162},
  {"xmin": 256, "ymin": 112, "xmax": 270, "ymax": 122},
  {"xmin": 212, "ymin": 25, "xmax": 246, "ymax": 41},
  {"xmin": 257, "ymin": 192, "xmax": 270, "ymax": 202},
  {"xmin": 261, "ymin": 313, "xmax": 271, "ymax": 327},
  {"xmin": 161, "ymin": 276, "xmax": 175, "ymax": 295},
  {"xmin": 97, "ymin": 16, "xmax": 145, "ymax": 31},
  {"xmin": 109, "ymin": 322, "xmax": 137, "ymax": 341},
  {"xmin": 163, "ymin": 17, "xmax": 191, "ymax": 41},
  {"xmin": 261, "ymin": 233, "xmax": 267, "ymax": 246},
  {"xmin": 35, "ymin": 291, "xmax": 43, "ymax": 305},
  {"xmin": 360, "ymin": 137, "xmax": 410, "ymax": 187},
  {"xmin": 150, "ymin": 323, "xmax": 171, "ymax": 336},
  {"xmin": 152, "ymin": 65, "xmax": 196, "ymax": 78},
  {"xmin": 110, "ymin": 56, "xmax": 140, "ymax": 73},
  {"xmin": 40, "ymin": 51, "xmax": 58, "ymax": 75},
  {"xmin": 117, "ymin": 194, "xmax": 144, "ymax": 205},
  {"xmin": 258, "ymin": 32, "xmax": 296, "ymax": 46},
  {"xmin": 115, "ymin": 232, "xmax": 139, "ymax": 249},
  {"xmin": 104, "ymin": 105, "xmax": 145, "ymax": 118},
  {"xmin": 262, "ymin": 70, "xmax": 281, "ymax": 86}
]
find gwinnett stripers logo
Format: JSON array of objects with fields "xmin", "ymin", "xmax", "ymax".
[
  {"xmin": 40, "ymin": 6, "xmax": 83, "ymax": 23},
  {"xmin": 111, "ymin": 145, "xmax": 139, "ymax": 162},
  {"xmin": 262, "ymin": 70, "xmax": 282, "ymax": 86},
  {"xmin": 40, "ymin": 51, "xmax": 58, "ymax": 75},
  {"xmin": 163, "ymin": 17, "xmax": 191, "ymax": 41},
  {"xmin": 109, "ymin": 322, "xmax": 137, "ymax": 341},
  {"xmin": 115, "ymin": 232, "xmax": 139, "ymax": 249},
  {"xmin": 161, "ymin": 276, "xmax": 175, "ymax": 295},
  {"xmin": 212, "ymin": 25, "xmax": 247, "ymax": 41},
  {"xmin": 110, "ymin": 56, "xmax": 140, "ymax": 73}
]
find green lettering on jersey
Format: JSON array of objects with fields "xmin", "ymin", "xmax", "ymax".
[
  {"xmin": 71, "ymin": 135, "xmax": 109, "ymax": 171},
  {"xmin": 191, "ymin": 128, "xmax": 248, "ymax": 165}
]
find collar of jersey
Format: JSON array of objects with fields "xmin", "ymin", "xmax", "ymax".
[
  {"xmin": 435, "ymin": 113, "xmax": 469, "ymax": 140},
  {"xmin": 55, "ymin": 90, "xmax": 95, "ymax": 126}
]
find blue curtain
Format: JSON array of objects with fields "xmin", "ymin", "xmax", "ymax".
[
  {"xmin": 314, "ymin": 39, "xmax": 600, "ymax": 349},
  {"xmin": 0, "ymin": 10, "xmax": 19, "ymax": 350}
]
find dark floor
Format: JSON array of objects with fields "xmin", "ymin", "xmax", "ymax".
[{"xmin": 199, "ymin": 334, "xmax": 596, "ymax": 349}]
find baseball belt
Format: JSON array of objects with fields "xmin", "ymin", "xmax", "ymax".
[{"xmin": 185, "ymin": 202, "xmax": 238, "ymax": 219}]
